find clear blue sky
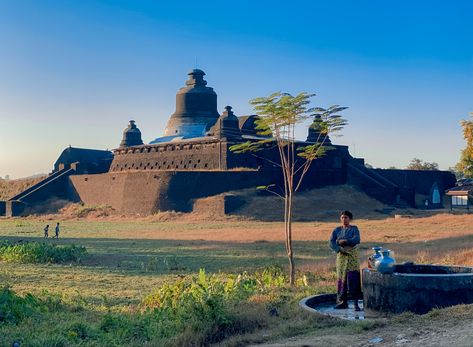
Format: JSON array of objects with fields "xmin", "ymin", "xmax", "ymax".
[{"xmin": 0, "ymin": 0, "xmax": 472, "ymax": 178}]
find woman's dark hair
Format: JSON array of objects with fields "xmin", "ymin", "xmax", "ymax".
[{"xmin": 340, "ymin": 210, "xmax": 353, "ymax": 219}]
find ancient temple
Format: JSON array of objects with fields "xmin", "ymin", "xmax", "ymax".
[
  {"xmin": 156, "ymin": 69, "xmax": 221, "ymax": 141},
  {"xmin": 0, "ymin": 69, "xmax": 456, "ymax": 216}
]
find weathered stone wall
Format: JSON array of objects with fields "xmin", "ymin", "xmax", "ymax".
[
  {"xmin": 5, "ymin": 201, "xmax": 26, "ymax": 217},
  {"xmin": 16, "ymin": 172, "xmax": 73, "ymax": 205},
  {"xmin": 192, "ymin": 194, "xmax": 246, "ymax": 216},
  {"xmin": 347, "ymin": 164, "xmax": 399, "ymax": 205},
  {"xmin": 70, "ymin": 173, "xmax": 128, "ymax": 211},
  {"xmin": 70, "ymin": 169, "xmax": 268, "ymax": 214},
  {"xmin": 109, "ymin": 139, "xmax": 236, "ymax": 172},
  {"xmin": 373, "ymin": 169, "xmax": 456, "ymax": 207},
  {"xmin": 108, "ymin": 140, "xmax": 352, "ymax": 175},
  {"xmin": 363, "ymin": 266, "xmax": 473, "ymax": 315},
  {"xmin": 0, "ymin": 201, "xmax": 5, "ymax": 216},
  {"xmin": 71, "ymin": 142, "xmax": 352, "ymax": 215}
]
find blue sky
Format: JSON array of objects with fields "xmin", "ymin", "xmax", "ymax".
[{"xmin": 0, "ymin": 0, "xmax": 472, "ymax": 178}]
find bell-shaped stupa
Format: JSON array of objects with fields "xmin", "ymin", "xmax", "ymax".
[
  {"xmin": 119, "ymin": 120, "xmax": 144, "ymax": 148},
  {"xmin": 162, "ymin": 69, "xmax": 220, "ymax": 139}
]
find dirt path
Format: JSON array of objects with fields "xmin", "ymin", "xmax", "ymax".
[{"xmin": 255, "ymin": 313, "xmax": 473, "ymax": 347}]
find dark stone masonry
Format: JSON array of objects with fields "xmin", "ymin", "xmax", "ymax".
[
  {"xmin": 2, "ymin": 69, "xmax": 456, "ymax": 216},
  {"xmin": 363, "ymin": 265, "xmax": 473, "ymax": 315}
]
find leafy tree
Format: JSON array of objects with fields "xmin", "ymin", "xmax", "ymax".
[
  {"xmin": 449, "ymin": 167, "xmax": 463, "ymax": 179},
  {"xmin": 456, "ymin": 113, "xmax": 473, "ymax": 178},
  {"xmin": 230, "ymin": 92, "xmax": 347, "ymax": 285},
  {"xmin": 406, "ymin": 158, "xmax": 439, "ymax": 171}
]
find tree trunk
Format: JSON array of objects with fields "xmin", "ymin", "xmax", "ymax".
[{"xmin": 286, "ymin": 192, "xmax": 295, "ymax": 285}]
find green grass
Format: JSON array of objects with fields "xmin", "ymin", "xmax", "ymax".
[
  {"xmin": 0, "ymin": 240, "xmax": 86, "ymax": 264},
  {"xmin": 2, "ymin": 216, "xmax": 473, "ymax": 346},
  {"xmin": 0, "ymin": 218, "xmax": 340, "ymax": 346}
]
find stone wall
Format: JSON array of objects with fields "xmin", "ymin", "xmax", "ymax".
[
  {"xmin": 70, "ymin": 169, "xmax": 268, "ymax": 214},
  {"xmin": 0, "ymin": 201, "xmax": 5, "ymax": 216},
  {"xmin": 5, "ymin": 201, "xmax": 26, "ymax": 217},
  {"xmin": 71, "ymin": 142, "xmax": 353, "ymax": 215},
  {"xmin": 192, "ymin": 194, "xmax": 246, "ymax": 216},
  {"xmin": 109, "ymin": 139, "xmax": 237, "ymax": 172},
  {"xmin": 373, "ymin": 169, "xmax": 456, "ymax": 207}
]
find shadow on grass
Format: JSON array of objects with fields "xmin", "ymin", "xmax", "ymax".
[
  {"xmin": 0, "ymin": 235, "xmax": 336, "ymax": 273},
  {"xmin": 1, "ymin": 233, "xmax": 473, "ymax": 276}
]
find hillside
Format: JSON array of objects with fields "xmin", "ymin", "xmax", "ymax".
[
  {"xmin": 194, "ymin": 184, "xmax": 391, "ymax": 221},
  {"xmin": 0, "ymin": 175, "xmax": 47, "ymax": 200}
]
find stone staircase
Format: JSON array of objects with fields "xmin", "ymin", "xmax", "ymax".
[
  {"xmin": 394, "ymin": 198, "xmax": 410, "ymax": 209},
  {"xmin": 1, "ymin": 167, "xmax": 75, "ymax": 217}
]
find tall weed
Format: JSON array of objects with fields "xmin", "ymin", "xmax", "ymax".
[
  {"xmin": 0, "ymin": 287, "xmax": 46, "ymax": 324},
  {"xmin": 139, "ymin": 267, "xmax": 291, "ymax": 345},
  {"xmin": 0, "ymin": 241, "xmax": 86, "ymax": 264}
]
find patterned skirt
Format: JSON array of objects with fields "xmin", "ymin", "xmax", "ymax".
[{"xmin": 336, "ymin": 246, "xmax": 362, "ymax": 303}]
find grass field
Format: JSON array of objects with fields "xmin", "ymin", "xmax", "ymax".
[{"xmin": 1, "ymin": 213, "xmax": 473, "ymax": 346}]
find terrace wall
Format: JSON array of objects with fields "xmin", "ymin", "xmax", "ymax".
[{"xmin": 70, "ymin": 169, "xmax": 268, "ymax": 214}]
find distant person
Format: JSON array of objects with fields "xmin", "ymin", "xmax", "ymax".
[
  {"xmin": 43, "ymin": 225, "xmax": 49, "ymax": 238},
  {"xmin": 329, "ymin": 210, "xmax": 362, "ymax": 311},
  {"xmin": 55, "ymin": 223, "xmax": 60, "ymax": 239}
]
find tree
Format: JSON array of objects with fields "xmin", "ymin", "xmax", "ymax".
[
  {"xmin": 406, "ymin": 158, "xmax": 439, "ymax": 171},
  {"xmin": 449, "ymin": 167, "xmax": 463, "ymax": 179},
  {"xmin": 230, "ymin": 92, "xmax": 347, "ymax": 285},
  {"xmin": 456, "ymin": 113, "xmax": 473, "ymax": 178}
]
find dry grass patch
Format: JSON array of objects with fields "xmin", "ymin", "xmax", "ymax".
[
  {"xmin": 1, "ymin": 214, "xmax": 473, "ymax": 346},
  {"xmin": 0, "ymin": 176, "xmax": 46, "ymax": 200}
]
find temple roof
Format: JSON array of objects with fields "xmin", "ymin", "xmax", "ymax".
[
  {"xmin": 54, "ymin": 147, "xmax": 113, "ymax": 169},
  {"xmin": 151, "ymin": 69, "xmax": 220, "ymax": 143}
]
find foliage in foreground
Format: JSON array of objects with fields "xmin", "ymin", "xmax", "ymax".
[
  {"xmin": 0, "ymin": 241, "xmax": 86, "ymax": 264},
  {"xmin": 0, "ymin": 287, "xmax": 47, "ymax": 325},
  {"xmin": 139, "ymin": 267, "xmax": 290, "ymax": 345},
  {"xmin": 0, "ymin": 266, "xmax": 331, "ymax": 346}
]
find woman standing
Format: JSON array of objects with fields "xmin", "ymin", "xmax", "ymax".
[{"xmin": 329, "ymin": 210, "xmax": 362, "ymax": 310}]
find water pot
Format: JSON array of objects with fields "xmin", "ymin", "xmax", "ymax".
[
  {"xmin": 368, "ymin": 246, "xmax": 383, "ymax": 269},
  {"xmin": 376, "ymin": 249, "xmax": 396, "ymax": 274}
]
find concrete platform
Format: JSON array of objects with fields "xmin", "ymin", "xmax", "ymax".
[{"xmin": 299, "ymin": 293, "xmax": 365, "ymax": 320}]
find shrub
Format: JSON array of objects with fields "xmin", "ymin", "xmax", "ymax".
[
  {"xmin": 0, "ymin": 287, "xmax": 46, "ymax": 324},
  {"xmin": 0, "ymin": 267, "xmax": 312, "ymax": 346},
  {"xmin": 139, "ymin": 267, "xmax": 292, "ymax": 345},
  {"xmin": 66, "ymin": 321, "xmax": 94, "ymax": 340},
  {"xmin": 0, "ymin": 241, "xmax": 86, "ymax": 264}
]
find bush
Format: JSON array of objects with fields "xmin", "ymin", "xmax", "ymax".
[
  {"xmin": 0, "ymin": 267, "xmax": 310, "ymax": 346},
  {"xmin": 0, "ymin": 241, "xmax": 86, "ymax": 264},
  {"xmin": 139, "ymin": 267, "xmax": 290, "ymax": 345},
  {"xmin": 0, "ymin": 287, "xmax": 46, "ymax": 324}
]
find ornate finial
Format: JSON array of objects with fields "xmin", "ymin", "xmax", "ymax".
[
  {"xmin": 186, "ymin": 69, "xmax": 207, "ymax": 87},
  {"xmin": 223, "ymin": 106, "xmax": 234, "ymax": 117}
]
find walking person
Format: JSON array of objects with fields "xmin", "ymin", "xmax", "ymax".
[
  {"xmin": 329, "ymin": 210, "xmax": 362, "ymax": 311},
  {"xmin": 43, "ymin": 224, "xmax": 49, "ymax": 238},
  {"xmin": 54, "ymin": 223, "xmax": 60, "ymax": 239}
]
